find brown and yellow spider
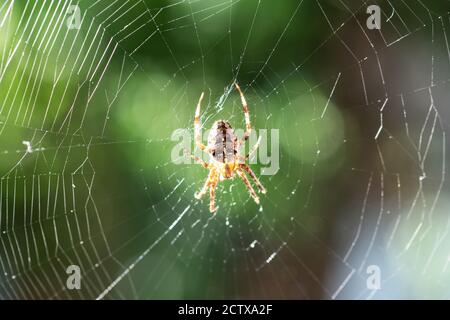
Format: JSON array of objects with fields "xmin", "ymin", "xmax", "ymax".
[{"xmin": 187, "ymin": 83, "xmax": 266, "ymax": 213}]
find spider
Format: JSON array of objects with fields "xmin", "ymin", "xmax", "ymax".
[{"xmin": 187, "ymin": 83, "xmax": 266, "ymax": 213}]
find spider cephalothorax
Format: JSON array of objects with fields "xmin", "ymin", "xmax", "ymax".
[{"xmin": 187, "ymin": 83, "xmax": 266, "ymax": 213}]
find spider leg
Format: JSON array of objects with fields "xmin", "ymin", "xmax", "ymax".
[
  {"xmin": 194, "ymin": 92, "xmax": 208, "ymax": 152},
  {"xmin": 209, "ymin": 170, "xmax": 219, "ymax": 213},
  {"xmin": 184, "ymin": 149, "xmax": 208, "ymax": 168},
  {"xmin": 240, "ymin": 135, "xmax": 261, "ymax": 163},
  {"xmin": 195, "ymin": 168, "xmax": 215, "ymax": 200},
  {"xmin": 236, "ymin": 169, "xmax": 260, "ymax": 204},
  {"xmin": 235, "ymin": 83, "xmax": 251, "ymax": 144},
  {"xmin": 239, "ymin": 164, "xmax": 266, "ymax": 194}
]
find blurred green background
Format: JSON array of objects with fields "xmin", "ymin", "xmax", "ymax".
[{"xmin": 0, "ymin": 0, "xmax": 449, "ymax": 299}]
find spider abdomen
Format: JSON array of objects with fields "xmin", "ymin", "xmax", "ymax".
[{"xmin": 207, "ymin": 120, "xmax": 239, "ymax": 164}]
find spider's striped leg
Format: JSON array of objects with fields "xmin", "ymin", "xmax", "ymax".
[
  {"xmin": 194, "ymin": 92, "xmax": 207, "ymax": 152},
  {"xmin": 184, "ymin": 149, "xmax": 208, "ymax": 168},
  {"xmin": 195, "ymin": 168, "xmax": 215, "ymax": 200},
  {"xmin": 235, "ymin": 83, "xmax": 251, "ymax": 144},
  {"xmin": 209, "ymin": 171, "xmax": 219, "ymax": 213},
  {"xmin": 236, "ymin": 169, "xmax": 260, "ymax": 204},
  {"xmin": 239, "ymin": 164, "xmax": 266, "ymax": 194},
  {"xmin": 242, "ymin": 135, "xmax": 261, "ymax": 162}
]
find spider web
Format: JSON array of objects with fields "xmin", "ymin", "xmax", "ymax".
[{"xmin": 0, "ymin": 0, "xmax": 449, "ymax": 299}]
